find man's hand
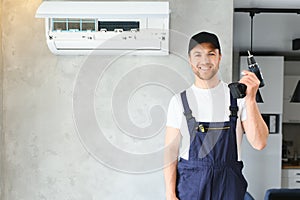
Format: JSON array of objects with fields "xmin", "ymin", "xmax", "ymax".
[
  {"xmin": 239, "ymin": 70, "xmax": 260, "ymax": 102},
  {"xmin": 166, "ymin": 194, "xmax": 179, "ymax": 200}
]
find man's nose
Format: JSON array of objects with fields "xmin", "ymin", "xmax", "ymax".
[{"xmin": 200, "ymin": 55, "xmax": 210, "ymax": 64}]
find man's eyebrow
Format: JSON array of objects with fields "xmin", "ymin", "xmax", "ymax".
[
  {"xmin": 192, "ymin": 51, "xmax": 201, "ymax": 54},
  {"xmin": 193, "ymin": 50, "xmax": 216, "ymax": 54}
]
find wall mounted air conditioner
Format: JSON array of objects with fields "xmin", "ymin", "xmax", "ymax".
[{"xmin": 35, "ymin": 1, "xmax": 169, "ymax": 55}]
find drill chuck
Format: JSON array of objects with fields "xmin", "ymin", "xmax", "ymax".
[{"xmin": 247, "ymin": 51, "xmax": 265, "ymax": 88}]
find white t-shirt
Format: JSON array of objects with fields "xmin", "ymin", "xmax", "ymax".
[{"xmin": 166, "ymin": 81, "xmax": 247, "ymax": 161}]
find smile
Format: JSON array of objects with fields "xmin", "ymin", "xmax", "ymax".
[{"xmin": 199, "ymin": 67, "xmax": 211, "ymax": 71}]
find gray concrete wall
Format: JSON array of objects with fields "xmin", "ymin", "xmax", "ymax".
[
  {"xmin": 1, "ymin": 0, "xmax": 233, "ymax": 199},
  {"xmin": 0, "ymin": 0, "xmax": 3, "ymax": 198}
]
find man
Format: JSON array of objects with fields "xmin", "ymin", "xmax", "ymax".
[{"xmin": 164, "ymin": 31, "xmax": 268, "ymax": 200}]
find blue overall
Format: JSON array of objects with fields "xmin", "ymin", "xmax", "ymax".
[{"xmin": 176, "ymin": 91, "xmax": 248, "ymax": 200}]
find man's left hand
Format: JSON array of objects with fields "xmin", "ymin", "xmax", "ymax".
[{"xmin": 239, "ymin": 70, "xmax": 260, "ymax": 101}]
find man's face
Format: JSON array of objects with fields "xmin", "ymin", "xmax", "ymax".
[{"xmin": 189, "ymin": 42, "xmax": 221, "ymax": 81}]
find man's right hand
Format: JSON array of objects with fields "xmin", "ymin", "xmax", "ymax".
[{"xmin": 166, "ymin": 194, "xmax": 179, "ymax": 200}]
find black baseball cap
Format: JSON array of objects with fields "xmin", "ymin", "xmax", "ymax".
[{"xmin": 188, "ymin": 31, "xmax": 221, "ymax": 54}]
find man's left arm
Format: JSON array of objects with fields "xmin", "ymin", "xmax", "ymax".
[{"xmin": 240, "ymin": 70, "xmax": 269, "ymax": 150}]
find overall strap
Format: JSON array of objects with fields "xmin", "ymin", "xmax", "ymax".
[
  {"xmin": 229, "ymin": 91, "xmax": 239, "ymax": 162},
  {"xmin": 180, "ymin": 90, "xmax": 197, "ymax": 137},
  {"xmin": 229, "ymin": 93, "xmax": 239, "ymax": 120},
  {"xmin": 180, "ymin": 91, "xmax": 193, "ymax": 121}
]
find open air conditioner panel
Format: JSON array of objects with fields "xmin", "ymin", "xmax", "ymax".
[{"xmin": 36, "ymin": 1, "xmax": 169, "ymax": 55}]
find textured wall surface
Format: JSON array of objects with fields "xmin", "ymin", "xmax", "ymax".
[
  {"xmin": 1, "ymin": 0, "xmax": 233, "ymax": 199},
  {"xmin": 0, "ymin": 0, "xmax": 3, "ymax": 198}
]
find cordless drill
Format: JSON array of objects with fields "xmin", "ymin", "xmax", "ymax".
[{"xmin": 229, "ymin": 51, "xmax": 265, "ymax": 99}]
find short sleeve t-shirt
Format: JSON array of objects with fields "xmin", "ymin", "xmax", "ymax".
[{"xmin": 166, "ymin": 81, "xmax": 247, "ymax": 160}]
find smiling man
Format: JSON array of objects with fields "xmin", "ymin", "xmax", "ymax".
[{"xmin": 164, "ymin": 31, "xmax": 269, "ymax": 200}]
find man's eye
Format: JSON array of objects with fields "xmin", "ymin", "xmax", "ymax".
[{"xmin": 209, "ymin": 53, "xmax": 215, "ymax": 56}]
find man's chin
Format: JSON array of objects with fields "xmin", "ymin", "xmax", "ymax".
[{"xmin": 197, "ymin": 75, "xmax": 214, "ymax": 81}]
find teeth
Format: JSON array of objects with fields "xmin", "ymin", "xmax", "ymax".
[
  {"xmin": 196, "ymin": 66, "xmax": 211, "ymax": 71},
  {"xmin": 201, "ymin": 68, "xmax": 209, "ymax": 70}
]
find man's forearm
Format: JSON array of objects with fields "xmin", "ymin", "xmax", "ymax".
[
  {"xmin": 164, "ymin": 127, "xmax": 180, "ymax": 199},
  {"xmin": 164, "ymin": 160, "xmax": 178, "ymax": 198},
  {"xmin": 244, "ymin": 99, "xmax": 269, "ymax": 150}
]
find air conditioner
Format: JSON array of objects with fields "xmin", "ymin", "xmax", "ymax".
[{"xmin": 35, "ymin": 1, "xmax": 169, "ymax": 55}]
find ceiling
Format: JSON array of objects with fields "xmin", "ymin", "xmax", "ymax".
[{"xmin": 233, "ymin": 0, "xmax": 300, "ymax": 59}]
